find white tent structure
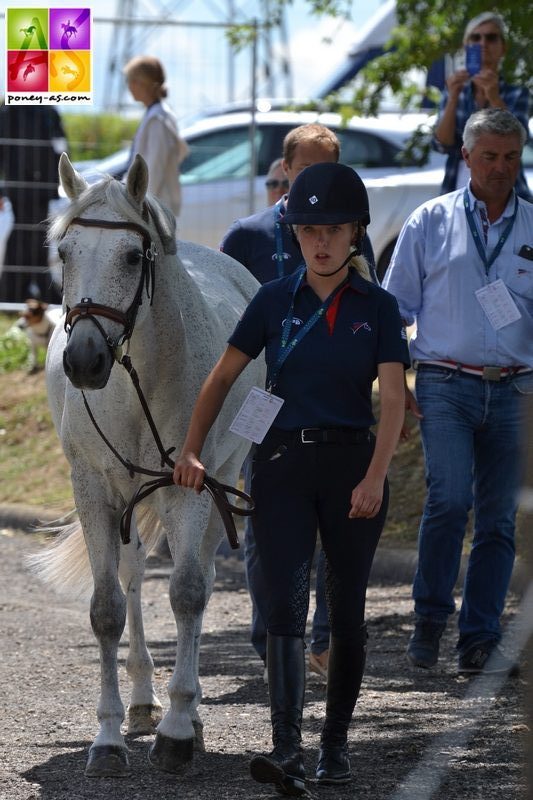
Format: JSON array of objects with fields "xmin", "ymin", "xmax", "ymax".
[
  {"xmin": 315, "ymin": 0, "xmax": 445, "ymax": 102},
  {"xmin": 316, "ymin": 0, "xmax": 396, "ymax": 96}
]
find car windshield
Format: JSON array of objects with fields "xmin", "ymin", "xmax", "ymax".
[{"xmin": 181, "ymin": 134, "xmax": 259, "ymax": 184}]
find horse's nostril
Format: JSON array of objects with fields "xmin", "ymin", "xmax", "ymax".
[
  {"xmin": 63, "ymin": 350, "xmax": 72, "ymax": 377},
  {"xmin": 91, "ymin": 352, "xmax": 105, "ymax": 377}
]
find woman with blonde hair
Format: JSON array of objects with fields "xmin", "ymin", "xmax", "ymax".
[
  {"xmin": 124, "ymin": 55, "xmax": 189, "ymax": 216},
  {"xmin": 174, "ymin": 162, "xmax": 408, "ymax": 795}
]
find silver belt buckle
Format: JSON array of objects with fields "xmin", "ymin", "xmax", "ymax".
[
  {"xmin": 482, "ymin": 366, "xmax": 502, "ymax": 381},
  {"xmin": 300, "ymin": 428, "xmax": 316, "ymax": 443}
]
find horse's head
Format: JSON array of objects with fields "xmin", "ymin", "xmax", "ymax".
[{"xmin": 51, "ymin": 153, "xmax": 176, "ymax": 390}]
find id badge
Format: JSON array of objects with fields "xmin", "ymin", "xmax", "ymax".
[
  {"xmin": 229, "ymin": 386, "xmax": 284, "ymax": 444},
  {"xmin": 475, "ymin": 279, "xmax": 521, "ymax": 330}
]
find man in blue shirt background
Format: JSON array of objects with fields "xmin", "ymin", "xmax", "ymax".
[{"xmin": 384, "ymin": 108, "xmax": 533, "ymax": 676}]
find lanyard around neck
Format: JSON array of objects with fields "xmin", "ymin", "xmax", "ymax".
[
  {"xmin": 267, "ymin": 267, "xmax": 349, "ymax": 391},
  {"xmin": 463, "ymin": 189, "xmax": 518, "ymax": 276}
]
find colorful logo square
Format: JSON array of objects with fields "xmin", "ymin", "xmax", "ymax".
[
  {"xmin": 7, "ymin": 49, "xmax": 49, "ymax": 92},
  {"xmin": 50, "ymin": 49, "xmax": 91, "ymax": 92},
  {"xmin": 49, "ymin": 8, "xmax": 91, "ymax": 50},
  {"xmin": 6, "ymin": 8, "xmax": 49, "ymax": 50}
]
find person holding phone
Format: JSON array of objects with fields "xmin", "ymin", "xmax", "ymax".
[
  {"xmin": 174, "ymin": 162, "xmax": 409, "ymax": 795},
  {"xmin": 433, "ymin": 12, "xmax": 531, "ymax": 200}
]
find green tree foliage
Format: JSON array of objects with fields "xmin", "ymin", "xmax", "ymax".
[
  {"xmin": 346, "ymin": 1, "xmax": 531, "ymax": 117},
  {"xmin": 292, "ymin": 1, "xmax": 531, "ymax": 164},
  {"xmin": 61, "ymin": 113, "xmax": 138, "ymax": 161}
]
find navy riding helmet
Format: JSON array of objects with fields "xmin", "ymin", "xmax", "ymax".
[{"xmin": 282, "ymin": 162, "xmax": 370, "ymax": 227}]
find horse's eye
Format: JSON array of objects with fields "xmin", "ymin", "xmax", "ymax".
[
  {"xmin": 57, "ymin": 246, "xmax": 66, "ymax": 263},
  {"xmin": 126, "ymin": 250, "xmax": 142, "ymax": 266}
]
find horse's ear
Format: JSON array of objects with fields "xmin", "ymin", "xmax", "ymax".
[
  {"xmin": 59, "ymin": 153, "xmax": 89, "ymax": 199},
  {"xmin": 126, "ymin": 154, "xmax": 148, "ymax": 205}
]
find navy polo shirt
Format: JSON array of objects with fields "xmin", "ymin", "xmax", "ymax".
[
  {"xmin": 228, "ymin": 267, "xmax": 410, "ymax": 430},
  {"xmin": 220, "ymin": 198, "xmax": 377, "ymax": 285}
]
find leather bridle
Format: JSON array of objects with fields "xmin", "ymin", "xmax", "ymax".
[
  {"xmin": 60, "ymin": 212, "xmax": 252, "ymax": 548},
  {"xmin": 64, "ymin": 216, "xmax": 157, "ymax": 355}
]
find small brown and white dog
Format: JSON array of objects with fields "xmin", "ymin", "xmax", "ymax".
[{"xmin": 16, "ymin": 298, "xmax": 60, "ymax": 372}]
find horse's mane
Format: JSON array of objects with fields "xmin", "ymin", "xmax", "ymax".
[{"xmin": 48, "ymin": 175, "xmax": 177, "ymax": 255}]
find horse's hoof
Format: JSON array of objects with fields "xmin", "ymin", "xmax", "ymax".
[
  {"xmin": 127, "ymin": 703, "xmax": 163, "ymax": 735},
  {"xmin": 148, "ymin": 731, "xmax": 194, "ymax": 774},
  {"xmin": 85, "ymin": 745, "xmax": 131, "ymax": 777},
  {"xmin": 193, "ymin": 719, "xmax": 205, "ymax": 752}
]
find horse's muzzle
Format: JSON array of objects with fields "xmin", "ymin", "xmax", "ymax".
[{"xmin": 63, "ymin": 339, "xmax": 114, "ymax": 389}]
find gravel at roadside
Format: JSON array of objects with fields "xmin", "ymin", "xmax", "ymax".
[{"xmin": 0, "ymin": 523, "xmax": 529, "ymax": 800}]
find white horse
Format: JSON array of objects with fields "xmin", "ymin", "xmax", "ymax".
[{"xmin": 31, "ymin": 154, "xmax": 264, "ymax": 777}]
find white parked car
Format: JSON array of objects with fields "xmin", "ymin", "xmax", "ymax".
[{"xmin": 54, "ymin": 109, "xmax": 533, "ymax": 281}]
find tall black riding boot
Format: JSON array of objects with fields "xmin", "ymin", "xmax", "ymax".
[
  {"xmin": 316, "ymin": 625, "xmax": 368, "ymax": 785},
  {"xmin": 250, "ymin": 634, "xmax": 307, "ymax": 797}
]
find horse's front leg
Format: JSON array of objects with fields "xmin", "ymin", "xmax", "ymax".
[
  {"xmin": 77, "ymin": 498, "xmax": 130, "ymax": 778},
  {"xmin": 149, "ymin": 497, "xmax": 217, "ymax": 774},
  {"xmin": 118, "ymin": 519, "xmax": 163, "ymax": 735}
]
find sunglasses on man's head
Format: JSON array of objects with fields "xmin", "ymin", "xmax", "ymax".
[
  {"xmin": 469, "ymin": 32, "xmax": 501, "ymax": 43},
  {"xmin": 266, "ymin": 179, "xmax": 289, "ymax": 190}
]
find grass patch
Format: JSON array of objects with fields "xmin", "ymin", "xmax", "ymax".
[
  {"xmin": 0, "ymin": 316, "xmax": 34, "ymax": 373},
  {"xmin": 0, "ymin": 313, "xmax": 72, "ymax": 510}
]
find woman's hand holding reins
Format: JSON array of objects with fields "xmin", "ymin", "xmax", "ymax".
[{"xmin": 173, "ymin": 452, "xmax": 205, "ymax": 493}]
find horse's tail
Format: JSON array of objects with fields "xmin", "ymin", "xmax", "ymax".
[
  {"xmin": 27, "ymin": 505, "xmax": 165, "ymax": 599},
  {"xmin": 136, "ymin": 505, "xmax": 166, "ymax": 554},
  {"xmin": 26, "ymin": 520, "xmax": 92, "ymax": 599}
]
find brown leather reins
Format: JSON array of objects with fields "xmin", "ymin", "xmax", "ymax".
[{"xmin": 62, "ymin": 213, "xmax": 253, "ymax": 548}]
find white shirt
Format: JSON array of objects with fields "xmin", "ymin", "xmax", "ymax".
[{"xmin": 131, "ymin": 101, "xmax": 189, "ymax": 216}]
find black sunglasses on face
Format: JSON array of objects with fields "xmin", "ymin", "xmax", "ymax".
[
  {"xmin": 266, "ymin": 179, "xmax": 289, "ymax": 190},
  {"xmin": 469, "ymin": 32, "xmax": 501, "ymax": 43}
]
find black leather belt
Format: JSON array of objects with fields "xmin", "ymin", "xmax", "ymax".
[{"xmin": 297, "ymin": 427, "xmax": 370, "ymax": 444}]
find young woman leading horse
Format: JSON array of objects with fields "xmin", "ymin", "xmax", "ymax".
[{"xmin": 174, "ymin": 162, "xmax": 409, "ymax": 795}]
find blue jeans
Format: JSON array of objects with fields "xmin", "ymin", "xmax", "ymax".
[
  {"xmin": 242, "ymin": 449, "xmax": 330, "ymax": 662},
  {"xmin": 413, "ymin": 367, "xmax": 531, "ymax": 654}
]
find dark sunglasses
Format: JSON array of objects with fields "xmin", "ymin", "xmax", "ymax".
[
  {"xmin": 266, "ymin": 179, "xmax": 289, "ymax": 190},
  {"xmin": 469, "ymin": 32, "xmax": 501, "ymax": 43}
]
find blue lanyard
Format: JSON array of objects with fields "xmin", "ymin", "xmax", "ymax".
[
  {"xmin": 463, "ymin": 189, "xmax": 518, "ymax": 276},
  {"xmin": 267, "ymin": 267, "xmax": 349, "ymax": 391}
]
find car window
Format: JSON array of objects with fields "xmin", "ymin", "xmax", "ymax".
[
  {"xmin": 180, "ymin": 123, "xmax": 292, "ymax": 183},
  {"xmin": 337, "ymin": 129, "xmax": 403, "ymax": 169},
  {"xmin": 182, "ymin": 126, "xmax": 272, "ymax": 184}
]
